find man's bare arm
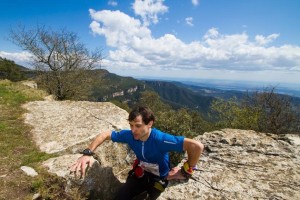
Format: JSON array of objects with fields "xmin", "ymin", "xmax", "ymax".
[
  {"xmin": 88, "ymin": 130, "xmax": 112, "ymax": 151},
  {"xmin": 183, "ymin": 138, "xmax": 204, "ymax": 167},
  {"xmin": 167, "ymin": 138, "xmax": 204, "ymax": 180}
]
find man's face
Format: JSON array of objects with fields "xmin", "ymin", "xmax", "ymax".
[{"xmin": 129, "ymin": 115, "xmax": 152, "ymax": 141}]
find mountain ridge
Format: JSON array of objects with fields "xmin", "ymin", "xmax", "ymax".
[{"xmin": 11, "ymin": 63, "xmax": 300, "ymax": 115}]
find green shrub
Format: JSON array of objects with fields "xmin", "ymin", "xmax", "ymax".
[{"xmin": 210, "ymin": 87, "xmax": 299, "ymax": 134}]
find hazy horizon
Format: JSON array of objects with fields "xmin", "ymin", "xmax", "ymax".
[{"xmin": 136, "ymin": 76, "xmax": 300, "ymax": 98}]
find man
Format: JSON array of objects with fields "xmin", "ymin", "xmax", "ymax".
[{"xmin": 70, "ymin": 106, "xmax": 204, "ymax": 200}]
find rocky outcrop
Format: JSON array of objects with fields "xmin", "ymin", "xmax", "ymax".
[
  {"xmin": 103, "ymin": 85, "xmax": 143, "ymax": 100},
  {"xmin": 162, "ymin": 129, "xmax": 300, "ymax": 200},
  {"xmin": 22, "ymin": 100, "xmax": 300, "ymax": 200},
  {"xmin": 22, "ymin": 101, "xmax": 129, "ymax": 154},
  {"xmin": 112, "ymin": 91, "xmax": 124, "ymax": 98},
  {"xmin": 23, "ymin": 100, "xmax": 134, "ymax": 199}
]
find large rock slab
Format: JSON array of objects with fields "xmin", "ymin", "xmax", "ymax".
[
  {"xmin": 22, "ymin": 101, "xmax": 129, "ymax": 153},
  {"xmin": 161, "ymin": 129, "xmax": 300, "ymax": 200}
]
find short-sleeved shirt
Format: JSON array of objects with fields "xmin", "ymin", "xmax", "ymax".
[{"xmin": 111, "ymin": 128, "xmax": 185, "ymax": 178}]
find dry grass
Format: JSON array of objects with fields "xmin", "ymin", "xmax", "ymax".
[{"xmin": 0, "ymin": 80, "xmax": 82, "ymax": 200}]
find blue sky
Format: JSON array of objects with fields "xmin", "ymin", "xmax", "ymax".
[{"xmin": 1, "ymin": 0, "xmax": 300, "ymax": 85}]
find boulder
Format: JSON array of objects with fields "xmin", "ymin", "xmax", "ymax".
[
  {"xmin": 160, "ymin": 129, "xmax": 300, "ymax": 200},
  {"xmin": 22, "ymin": 101, "xmax": 129, "ymax": 154}
]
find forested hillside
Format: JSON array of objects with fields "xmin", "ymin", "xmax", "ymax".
[
  {"xmin": 89, "ymin": 69, "xmax": 146, "ymax": 104},
  {"xmin": 144, "ymin": 80, "xmax": 215, "ymax": 116}
]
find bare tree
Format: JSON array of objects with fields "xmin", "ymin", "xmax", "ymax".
[{"xmin": 9, "ymin": 25, "xmax": 102, "ymax": 100}]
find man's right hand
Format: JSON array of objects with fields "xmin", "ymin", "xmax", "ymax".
[{"xmin": 69, "ymin": 155, "xmax": 96, "ymax": 178}]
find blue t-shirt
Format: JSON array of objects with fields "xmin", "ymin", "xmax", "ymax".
[{"xmin": 111, "ymin": 128, "xmax": 185, "ymax": 178}]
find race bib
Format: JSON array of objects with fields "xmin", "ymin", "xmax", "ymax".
[{"xmin": 139, "ymin": 161, "xmax": 160, "ymax": 176}]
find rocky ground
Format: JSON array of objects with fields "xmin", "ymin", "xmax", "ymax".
[
  {"xmin": 22, "ymin": 98, "xmax": 300, "ymax": 200},
  {"xmin": 163, "ymin": 129, "xmax": 300, "ymax": 199}
]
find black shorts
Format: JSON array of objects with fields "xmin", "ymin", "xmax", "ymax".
[{"xmin": 114, "ymin": 170, "xmax": 168, "ymax": 200}]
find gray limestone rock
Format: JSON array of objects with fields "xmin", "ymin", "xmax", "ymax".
[{"xmin": 23, "ymin": 100, "xmax": 300, "ymax": 200}]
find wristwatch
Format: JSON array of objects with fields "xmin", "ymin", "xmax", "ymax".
[{"xmin": 81, "ymin": 148, "xmax": 94, "ymax": 156}]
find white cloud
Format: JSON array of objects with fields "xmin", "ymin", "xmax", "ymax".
[
  {"xmin": 185, "ymin": 17, "xmax": 194, "ymax": 26},
  {"xmin": 89, "ymin": 9, "xmax": 151, "ymax": 47},
  {"xmin": 89, "ymin": 9, "xmax": 300, "ymax": 76},
  {"xmin": 204, "ymin": 27, "xmax": 219, "ymax": 39},
  {"xmin": 89, "ymin": 10, "xmax": 300, "ymax": 73},
  {"xmin": 0, "ymin": 51, "xmax": 33, "ymax": 67},
  {"xmin": 255, "ymin": 33, "xmax": 280, "ymax": 45},
  {"xmin": 108, "ymin": 0, "xmax": 117, "ymax": 6},
  {"xmin": 192, "ymin": 0, "xmax": 199, "ymax": 6},
  {"xmin": 132, "ymin": 0, "xmax": 168, "ymax": 26}
]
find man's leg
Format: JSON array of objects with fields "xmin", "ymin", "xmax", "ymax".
[
  {"xmin": 146, "ymin": 179, "xmax": 168, "ymax": 200},
  {"xmin": 114, "ymin": 173, "xmax": 145, "ymax": 200}
]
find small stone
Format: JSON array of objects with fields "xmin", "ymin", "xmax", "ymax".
[
  {"xmin": 20, "ymin": 166, "xmax": 38, "ymax": 177},
  {"xmin": 32, "ymin": 193, "xmax": 41, "ymax": 200}
]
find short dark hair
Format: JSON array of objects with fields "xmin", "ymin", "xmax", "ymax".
[{"xmin": 128, "ymin": 106, "xmax": 155, "ymax": 125}]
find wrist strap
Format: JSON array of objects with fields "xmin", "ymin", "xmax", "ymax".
[
  {"xmin": 81, "ymin": 148, "xmax": 94, "ymax": 156},
  {"xmin": 181, "ymin": 161, "xmax": 194, "ymax": 176}
]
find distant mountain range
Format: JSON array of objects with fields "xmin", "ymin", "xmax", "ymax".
[
  {"xmin": 85, "ymin": 70, "xmax": 300, "ymax": 117},
  {"xmin": 182, "ymin": 79, "xmax": 300, "ymax": 98},
  {"xmin": 144, "ymin": 79, "xmax": 300, "ymax": 112},
  {"xmin": 12, "ymin": 64, "xmax": 300, "ymax": 117},
  {"xmin": 138, "ymin": 77, "xmax": 300, "ymax": 98}
]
